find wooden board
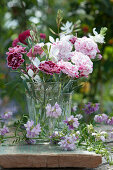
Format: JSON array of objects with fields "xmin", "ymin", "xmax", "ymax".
[{"xmin": 0, "ymin": 143, "xmax": 102, "ymax": 168}]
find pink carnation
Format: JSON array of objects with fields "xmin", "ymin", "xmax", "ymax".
[
  {"xmin": 6, "ymin": 45, "xmax": 26, "ymax": 70},
  {"xmin": 6, "ymin": 45, "xmax": 26, "ymax": 55},
  {"xmin": 39, "ymin": 61, "xmax": 61, "ymax": 75},
  {"xmin": 58, "ymin": 60, "xmax": 79, "ymax": 78},
  {"xmin": 71, "ymin": 51, "xmax": 93, "ymax": 77},
  {"xmin": 50, "ymin": 40, "xmax": 72, "ymax": 61},
  {"xmin": 27, "ymin": 45, "xmax": 43, "ymax": 58},
  {"xmin": 7, "ymin": 53, "xmax": 24, "ymax": 70},
  {"xmin": 74, "ymin": 37, "xmax": 100, "ymax": 59}
]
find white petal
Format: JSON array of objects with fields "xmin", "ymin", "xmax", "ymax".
[
  {"xmin": 21, "ymin": 74, "xmax": 29, "ymax": 80},
  {"xmin": 32, "ymin": 57, "xmax": 40, "ymax": 67},
  {"xmin": 93, "ymin": 28, "xmax": 98, "ymax": 36},
  {"xmin": 21, "ymin": 76, "xmax": 25, "ymax": 80},
  {"xmin": 28, "ymin": 69, "xmax": 34, "ymax": 77},
  {"xmin": 49, "ymin": 36, "xmax": 55, "ymax": 43},
  {"xmin": 38, "ymin": 42, "xmax": 44, "ymax": 47},
  {"xmin": 24, "ymin": 74, "xmax": 29, "ymax": 79},
  {"xmin": 56, "ymin": 38, "xmax": 59, "ymax": 42},
  {"xmin": 53, "ymin": 48, "xmax": 59, "ymax": 56},
  {"xmin": 33, "ymin": 75, "xmax": 41, "ymax": 82}
]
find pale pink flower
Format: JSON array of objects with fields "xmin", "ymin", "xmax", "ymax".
[
  {"xmin": 74, "ymin": 37, "xmax": 100, "ymax": 59},
  {"xmin": 71, "ymin": 51, "xmax": 93, "ymax": 77},
  {"xmin": 58, "ymin": 60, "xmax": 79, "ymax": 78},
  {"xmin": 50, "ymin": 40, "xmax": 72, "ymax": 61}
]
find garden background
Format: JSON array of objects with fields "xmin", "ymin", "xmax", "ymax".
[{"xmin": 0, "ymin": 0, "xmax": 113, "ymax": 118}]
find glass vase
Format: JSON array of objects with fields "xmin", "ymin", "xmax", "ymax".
[{"xmin": 26, "ymin": 82, "xmax": 72, "ymax": 140}]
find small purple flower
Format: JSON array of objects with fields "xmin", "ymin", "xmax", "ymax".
[
  {"xmin": 58, "ymin": 135, "xmax": 76, "ymax": 151},
  {"xmin": 46, "ymin": 102, "xmax": 62, "ymax": 118},
  {"xmin": 0, "ymin": 125, "xmax": 9, "ymax": 136},
  {"xmin": 94, "ymin": 113, "xmax": 108, "ymax": 124},
  {"xmin": 106, "ymin": 117, "xmax": 113, "ymax": 125},
  {"xmin": 101, "ymin": 114, "xmax": 108, "ymax": 123},
  {"xmin": 1, "ymin": 112, "xmax": 13, "ymax": 120},
  {"xmin": 49, "ymin": 131, "xmax": 65, "ymax": 144},
  {"xmin": 94, "ymin": 115, "xmax": 103, "ymax": 123},
  {"xmin": 82, "ymin": 102, "xmax": 99, "ymax": 115},
  {"xmin": 24, "ymin": 120, "xmax": 41, "ymax": 139},
  {"xmin": 64, "ymin": 115, "xmax": 79, "ymax": 130},
  {"xmin": 109, "ymin": 129, "xmax": 113, "ymax": 138}
]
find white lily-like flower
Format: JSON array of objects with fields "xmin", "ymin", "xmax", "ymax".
[
  {"xmin": 60, "ymin": 33, "xmax": 73, "ymax": 42},
  {"xmin": 46, "ymin": 37, "xmax": 60, "ymax": 62},
  {"xmin": 32, "ymin": 57, "xmax": 40, "ymax": 68},
  {"xmin": 49, "ymin": 36, "xmax": 59, "ymax": 43},
  {"xmin": 49, "ymin": 46, "xmax": 59, "ymax": 62},
  {"xmin": 89, "ymin": 28, "xmax": 105, "ymax": 44},
  {"xmin": 61, "ymin": 21, "xmax": 74, "ymax": 34}
]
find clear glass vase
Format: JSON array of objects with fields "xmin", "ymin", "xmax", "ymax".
[{"xmin": 26, "ymin": 82, "xmax": 72, "ymax": 140}]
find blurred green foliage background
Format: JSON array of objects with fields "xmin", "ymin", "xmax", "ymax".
[{"xmin": 0, "ymin": 0, "xmax": 113, "ymax": 115}]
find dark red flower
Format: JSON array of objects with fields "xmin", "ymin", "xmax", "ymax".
[
  {"xmin": 7, "ymin": 53, "xmax": 24, "ymax": 70},
  {"xmin": 12, "ymin": 30, "xmax": 31, "ymax": 47},
  {"xmin": 12, "ymin": 38, "xmax": 19, "ymax": 47},
  {"xmin": 18, "ymin": 30, "xmax": 30, "ymax": 45},
  {"xmin": 40, "ymin": 33, "xmax": 46, "ymax": 40},
  {"xmin": 39, "ymin": 61, "xmax": 61, "ymax": 75}
]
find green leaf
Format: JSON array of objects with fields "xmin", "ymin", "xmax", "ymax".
[{"xmin": 49, "ymin": 28, "xmax": 57, "ymax": 35}]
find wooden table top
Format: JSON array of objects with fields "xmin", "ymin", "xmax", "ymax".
[{"xmin": 0, "ymin": 143, "xmax": 102, "ymax": 168}]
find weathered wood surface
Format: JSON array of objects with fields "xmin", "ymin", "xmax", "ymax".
[{"xmin": 0, "ymin": 144, "xmax": 102, "ymax": 169}]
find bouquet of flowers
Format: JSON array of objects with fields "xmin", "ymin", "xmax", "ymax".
[
  {"xmin": 6, "ymin": 11, "xmax": 107, "ymax": 86},
  {"xmin": 2, "ymin": 13, "xmax": 113, "ymax": 163},
  {"xmin": 5, "ymin": 10, "xmax": 108, "ymax": 143}
]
